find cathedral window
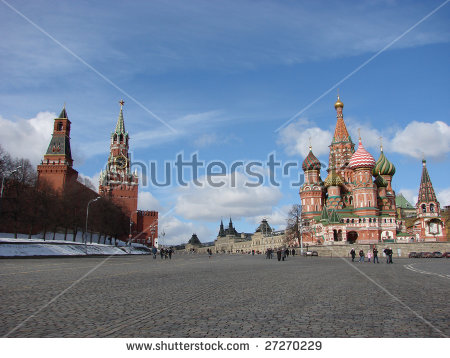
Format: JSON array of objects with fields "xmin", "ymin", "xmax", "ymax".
[
  {"xmin": 430, "ymin": 203, "xmax": 435, "ymax": 212},
  {"xmin": 346, "ymin": 219, "xmax": 349, "ymax": 223},
  {"xmin": 119, "ymin": 134, "xmax": 123, "ymax": 143},
  {"xmin": 421, "ymin": 204, "xmax": 426, "ymax": 213},
  {"xmin": 57, "ymin": 122, "xmax": 63, "ymax": 131}
]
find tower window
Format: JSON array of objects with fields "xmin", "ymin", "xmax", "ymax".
[
  {"xmin": 430, "ymin": 204, "xmax": 435, "ymax": 212},
  {"xmin": 57, "ymin": 122, "xmax": 63, "ymax": 131},
  {"xmin": 421, "ymin": 204, "xmax": 426, "ymax": 213}
]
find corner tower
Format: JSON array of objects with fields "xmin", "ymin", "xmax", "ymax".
[
  {"xmin": 37, "ymin": 106, "xmax": 78, "ymax": 191},
  {"xmin": 99, "ymin": 100, "xmax": 138, "ymax": 216}
]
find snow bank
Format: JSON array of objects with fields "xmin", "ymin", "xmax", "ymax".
[{"xmin": 0, "ymin": 235, "xmax": 150, "ymax": 257}]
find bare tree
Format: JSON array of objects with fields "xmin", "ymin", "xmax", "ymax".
[{"xmin": 285, "ymin": 204, "xmax": 301, "ymax": 247}]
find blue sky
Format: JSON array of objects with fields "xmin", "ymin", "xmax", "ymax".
[{"xmin": 1, "ymin": 0, "xmax": 449, "ymax": 244}]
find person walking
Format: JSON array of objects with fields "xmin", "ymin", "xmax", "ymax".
[
  {"xmin": 350, "ymin": 248, "xmax": 356, "ymax": 262},
  {"xmin": 358, "ymin": 249, "xmax": 365, "ymax": 263},
  {"xmin": 373, "ymin": 247, "xmax": 379, "ymax": 264},
  {"xmin": 168, "ymin": 248, "xmax": 173, "ymax": 259},
  {"xmin": 292, "ymin": 248, "xmax": 296, "ymax": 256},
  {"xmin": 151, "ymin": 246, "xmax": 157, "ymax": 259},
  {"xmin": 282, "ymin": 249, "xmax": 287, "ymax": 261},
  {"xmin": 276, "ymin": 248, "xmax": 282, "ymax": 261},
  {"xmin": 383, "ymin": 247, "xmax": 389, "ymax": 263},
  {"xmin": 367, "ymin": 250, "xmax": 372, "ymax": 263},
  {"xmin": 160, "ymin": 248, "xmax": 164, "ymax": 259},
  {"xmin": 388, "ymin": 247, "xmax": 393, "ymax": 264}
]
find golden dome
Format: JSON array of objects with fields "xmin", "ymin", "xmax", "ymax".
[{"xmin": 334, "ymin": 96, "xmax": 344, "ymax": 109}]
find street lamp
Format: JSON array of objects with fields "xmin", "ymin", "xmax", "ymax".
[
  {"xmin": 85, "ymin": 196, "xmax": 101, "ymax": 254},
  {"xmin": 128, "ymin": 209, "xmax": 140, "ymax": 246}
]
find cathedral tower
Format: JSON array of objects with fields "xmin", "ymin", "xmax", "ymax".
[
  {"xmin": 37, "ymin": 106, "xmax": 78, "ymax": 191},
  {"xmin": 348, "ymin": 137, "xmax": 377, "ymax": 216},
  {"xmin": 413, "ymin": 159, "xmax": 446, "ymax": 241},
  {"xmin": 329, "ymin": 96, "xmax": 355, "ymax": 181},
  {"xmin": 300, "ymin": 146, "xmax": 324, "ymax": 219}
]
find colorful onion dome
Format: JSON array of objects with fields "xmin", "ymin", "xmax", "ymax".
[
  {"xmin": 302, "ymin": 147, "xmax": 321, "ymax": 171},
  {"xmin": 324, "ymin": 169, "xmax": 344, "ymax": 187},
  {"xmin": 372, "ymin": 148, "xmax": 396, "ymax": 176},
  {"xmin": 348, "ymin": 139, "xmax": 376, "ymax": 170},
  {"xmin": 334, "ymin": 95, "xmax": 344, "ymax": 109},
  {"xmin": 374, "ymin": 175, "xmax": 388, "ymax": 188}
]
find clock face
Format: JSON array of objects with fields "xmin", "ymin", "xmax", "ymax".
[{"xmin": 115, "ymin": 154, "xmax": 127, "ymax": 169}]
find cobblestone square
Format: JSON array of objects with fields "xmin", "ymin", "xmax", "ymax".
[{"xmin": 0, "ymin": 254, "xmax": 448, "ymax": 338}]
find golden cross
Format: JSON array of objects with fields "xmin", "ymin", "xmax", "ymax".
[
  {"xmin": 379, "ymin": 136, "xmax": 383, "ymax": 151},
  {"xmin": 119, "ymin": 99, "xmax": 125, "ymax": 108}
]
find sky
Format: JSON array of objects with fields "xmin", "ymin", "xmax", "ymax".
[{"xmin": 0, "ymin": 0, "xmax": 449, "ymax": 245}]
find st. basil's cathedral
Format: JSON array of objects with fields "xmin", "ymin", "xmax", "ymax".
[{"xmin": 300, "ymin": 96, "xmax": 446, "ymax": 244}]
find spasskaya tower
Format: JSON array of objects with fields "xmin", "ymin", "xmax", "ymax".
[{"xmin": 99, "ymin": 100, "xmax": 138, "ymax": 216}]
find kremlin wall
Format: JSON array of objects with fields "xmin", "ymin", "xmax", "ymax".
[{"xmin": 37, "ymin": 102, "xmax": 158, "ymax": 246}]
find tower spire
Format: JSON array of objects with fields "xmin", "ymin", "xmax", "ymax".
[
  {"xmin": 332, "ymin": 95, "xmax": 351, "ymax": 143},
  {"xmin": 115, "ymin": 99, "xmax": 126, "ymax": 134},
  {"xmin": 417, "ymin": 159, "xmax": 437, "ymax": 204}
]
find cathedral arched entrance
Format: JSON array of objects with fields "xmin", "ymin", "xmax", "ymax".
[{"xmin": 347, "ymin": 231, "xmax": 358, "ymax": 244}]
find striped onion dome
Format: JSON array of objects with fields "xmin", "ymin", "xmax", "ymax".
[
  {"xmin": 302, "ymin": 147, "xmax": 321, "ymax": 171},
  {"xmin": 324, "ymin": 169, "xmax": 344, "ymax": 187},
  {"xmin": 348, "ymin": 139, "xmax": 376, "ymax": 170},
  {"xmin": 372, "ymin": 148, "xmax": 396, "ymax": 176}
]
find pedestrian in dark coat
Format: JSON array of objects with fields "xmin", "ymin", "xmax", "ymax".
[
  {"xmin": 292, "ymin": 248, "xmax": 296, "ymax": 256},
  {"xmin": 276, "ymin": 249, "xmax": 282, "ymax": 261},
  {"xmin": 373, "ymin": 247, "xmax": 379, "ymax": 263},
  {"xmin": 350, "ymin": 248, "xmax": 356, "ymax": 262}
]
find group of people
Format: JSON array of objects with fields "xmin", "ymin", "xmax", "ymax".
[
  {"xmin": 350, "ymin": 247, "xmax": 393, "ymax": 264},
  {"xmin": 265, "ymin": 248, "xmax": 296, "ymax": 261},
  {"xmin": 151, "ymin": 247, "xmax": 174, "ymax": 260}
]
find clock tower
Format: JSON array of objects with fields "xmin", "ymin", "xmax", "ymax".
[{"xmin": 99, "ymin": 100, "xmax": 138, "ymax": 216}]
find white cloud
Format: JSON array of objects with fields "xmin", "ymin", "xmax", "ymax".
[
  {"xmin": 174, "ymin": 171, "xmax": 282, "ymax": 221},
  {"xmin": 247, "ymin": 204, "xmax": 292, "ymax": 231},
  {"xmin": 0, "ymin": 112, "xmax": 54, "ymax": 165},
  {"xmin": 277, "ymin": 118, "xmax": 332, "ymax": 158},
  {"xmin": 390, "ymin": 121, "xmax": 450, "ymax": 159},
  {"xmin": 158, "ymin": 215, "xmax": 213, "ymax": 245},
  {"xmin": 279, "ymin": 117, "xmax": 450, "ymax": 162},
  {"xmin": 138, "ymin": 191, "xmax": 163, "ymax": 212},
  {"xmin": 437, "ymin": 188, "xmax": 450, "ymax": 207},
  {"xmin": 77, "ymin": 171, "xmax": 101, "ymax": 192}
]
